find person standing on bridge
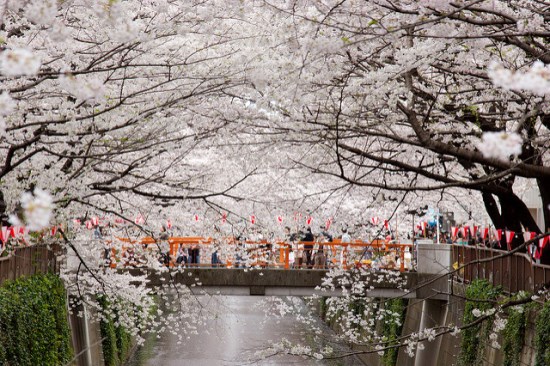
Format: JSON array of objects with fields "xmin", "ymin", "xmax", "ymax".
[
  {"xmin": 102, "ymin": 236, "xmax": 112, "ymax": 267},
  {"xmin": 176, "ymin": 243, "xmax": 188, "ymax": 267},
  {"xmin": 158, "ymin": 225, "xmax": 171, "ymax": 266},
  {"xmin": 303, "ymin": 227, "xmax": 315, "ymax": 268},
  {"xmin": 284, "ymin": 226, "xmax": 299, "ymax": 268},
  {"xmin": 190, "ymin": 242, "xmax": 200, "ymax": 266},
  {"xmin": 313, "ymin": 244, "xmax": 327, "ymax": 269},
  {"xmin": 211, "ymin": 240, "xmax": 223, "ymax": 268},
  {"xmin": 235, "ymin": 235, "xmax": 244, "ymax": 268},
  {"xmin": 340, "ymin": 227, "xmax": 351, "ymax": 268}
]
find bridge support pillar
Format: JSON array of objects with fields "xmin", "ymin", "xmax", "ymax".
[
  {"xmin": 68, "ymin": 296, "xmax": 103, "ymax": 366},
  {"xmin": 414, "ymin": 299, "xmax": 447, "ymax": 366},
  {"xmin": 250, "ymin": 286, "xmax": 266, "ymax": 295}
]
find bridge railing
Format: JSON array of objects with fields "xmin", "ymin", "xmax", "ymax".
[
  {"xmin": 0, "ymin": 245, "xmax": 61, "ymax": 286},
  {"xmin": 451, "ymin": 244, "xmax": 550, "ymax": 294},
  {"xmin": 107, "ymin": 237, "xmax": 413, "ymax": 272}
]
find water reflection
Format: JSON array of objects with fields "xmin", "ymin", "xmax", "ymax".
[{"xmin": 127, "ymin": 296, "xmax": 365, "ymax": 366}]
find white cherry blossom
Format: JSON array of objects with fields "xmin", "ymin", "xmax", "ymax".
[
  {"xmin": 419, "ymin": 0, "xmax": 454, "ymax": 11},
  {"xmin": 0, "ymin": 48, "xmax": 41, "ymax": 76},
  {"xmin": 25, "ymin": 0, "xmax": 58, "ymax": 26},
  {"xmin": 0, "ymin": 117, "xmax": 5, "ymax": 140},
  {"xmin": 477, "ymin": 132, "xmax": 522, "ymax": 161},
  {"xmin": 59, "ymin": 74, "xmax": 106, "ymax": 102},
  {"xmin": 489, "ymin": 61, "xmax": 550, "ymax": 96},
  {"xmin": 10, "ymin": 188, "xmax": 54, "ymax": 231},
  {"xmin": 49, "ymin": 22, "xmax": 71, "ymax": 42},
  {"xmin": 0, "ymin": 92, "xmax": 16, "ymax": 115}
]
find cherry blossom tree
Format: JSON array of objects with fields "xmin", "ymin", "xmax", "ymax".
[
  {"xmin": 2, "ymin": 0, "xmax": 550, "ymax": 362},
  {"xmin": 0, "ymin": 1, "xmax": 389, "ymax": 351},
  {"xmin": 0, "ymin": 0, "xmax": 363, "ymax": 234},
  {"xmin": 242, "ymin": 0, "xmax": 550, "ymax": 248},
  {"xmin": 0, "ymin": 0, "xmax": 262, "ymax": 221},
  {"xmin": 0, "ymin": 0, "xmax": 294, "ymax": 348},
  {"xmin": 240, "ymin": 1, "xmax": 550, "ymax": 362}
]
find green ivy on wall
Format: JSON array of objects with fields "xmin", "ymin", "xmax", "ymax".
[
  {"xmin": 535, "ymin": 301, "xmax": 550, "ymax": 366},
  {"xmin": 459, "ymin": 279, "xmax": 501, "ymax": 366},
  {"xmin": 318, "ymin": 296, "xmax": 328, "ymax": 320},
  {"xmin": 502, "ymin": 303, "xmax": 528, "ymax": 366},
  {"xmin": 0, "ymin": 273, "xmax": 73, "ymax": 366},
  {"xmin": 349, "ymin": 299, "xmax": 367, "ymax": 329},
  {"xmin": 98, "ymin": 296, "xmax": 135, "ymax": 366},
  {"xmin": 381, "ymin": 298, "xmax": 406, "ymax": 366}
]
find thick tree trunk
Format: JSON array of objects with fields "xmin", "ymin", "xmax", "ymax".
[
  {"xmin": 481, "ymin": 179, "xmax": 539, "ymax": 249},
  {"xmin": 496, "ymin": 192, "xmax": 525, "ymax": 250},
  {"xmin": 482, "ymin": 192, "xmax": 503, "ymax": 229},
  {"xmin": 0, "ymin": 189, "xmax": 7, "ymax": 226},
  {"xmin": 536, "ymin": 178, "xmax": 550, "ymax": 264},
  {"xmin": 507, "ymin": 193, "xmax": 542, "ymax": 234},
  {"xmin": 537, "ymin": 178, "xmax": 550, "ymax": 232}
]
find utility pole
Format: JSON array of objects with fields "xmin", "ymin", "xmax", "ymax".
[{"xmin": 436, "ymin": 207, "xmax": 440, "ymax": 244}]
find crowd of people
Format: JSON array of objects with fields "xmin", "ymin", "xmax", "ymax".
[
  {"xmin": 89, "ymin": 220, "xmax": 550, "ymax": 270},
  {"xmin": 415, "ymin": 227, "xmax": 507, "ymax": 249},
  {"xmin": 283, "ymin": 226, "xmax": 350, "ymax": 269},
  {"xmin": 94, "ymin": 223, "xmax": 362, "ymax": 270},
  {"xmin": 1, "ymin": 217, "xmax": 542, "ymax": 269}
]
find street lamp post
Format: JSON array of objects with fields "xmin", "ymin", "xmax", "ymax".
[
  {"xmin": 406, "ymin": 206, "xmax": 428, "ymax": 240},
  {"xmin": 436, "ymin": 207, "xmax": 440, "ymax": 244},
  {"xmin": 406, "ymin": 206, "xmax": 428, "ymax": 269}
]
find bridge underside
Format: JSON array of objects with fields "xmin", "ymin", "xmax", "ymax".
[
  {"xmin": 123, "ymin": 268, "xmax": 447, "ymax": 299},
  {"xmin": 185, "ymin": 285, "xmax": 418, "ymax": 297}
]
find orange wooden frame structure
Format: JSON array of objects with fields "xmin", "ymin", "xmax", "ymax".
[{"xmin": 107, "ymin": 236, "xmax": 413, "ymax": 272}]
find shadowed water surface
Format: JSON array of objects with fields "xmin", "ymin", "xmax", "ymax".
[{"xmin": 127, "ymin": 296, "xmax": 366, "ymax": 366}]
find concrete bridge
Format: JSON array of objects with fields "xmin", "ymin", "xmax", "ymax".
[{"xmin": 122, "ymin": 266, "xmax": 449, "ymax": 299}]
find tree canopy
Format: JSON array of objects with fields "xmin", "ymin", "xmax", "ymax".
[
  {"xmin": 1, "ymin": 0, "xmax": 550, "ymax": 362},
  {"xmin": 2, "ymin": 1, "xmax": 548, "ymax": 235}
]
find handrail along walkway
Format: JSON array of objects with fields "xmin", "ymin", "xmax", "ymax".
[
  {"xmin": 451, "ymin": 243, "xmax": 550, "ymax": 294},
  {"xmin": 109, "ymin": 236, "xmax": 414, "ymax": 272}
]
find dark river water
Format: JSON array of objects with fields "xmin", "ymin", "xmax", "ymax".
[{"xmin": 126, "ymin": 296, "xmax": 365, "ymax": 366}]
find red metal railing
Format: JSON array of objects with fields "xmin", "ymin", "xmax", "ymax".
[
  {"xmin": 109, "ymin": 237, "xmax": 413, "ymax": 272},
  {"xmin": 451, "ymin": 244, "xmax": 550, "ymax": 294}
]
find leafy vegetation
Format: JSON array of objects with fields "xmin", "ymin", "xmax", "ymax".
[
  {"xmin": 502, "ymin": 305, "xmax": 527, "ymax": 366},
  {"xmin": 381, "ymin": 298, "xmax": 406, "ymax": 366},
  {"xmin": 319, "ymin": 296, "xmax": 328, "ymax": 320},
  {"xmin": 535, "ymin": 301, "xmax": 550, "ymax": 366},
  {"xmin": 459, "ymin": 280, "xmax": 501, "ymax": 366},
  {"xmin": 0, "ymin": 273, "xmax": 72, "ymax": 366},
  {"xmin": 98, "ymin": 296, "xmax": 135, "ymax": 366}
]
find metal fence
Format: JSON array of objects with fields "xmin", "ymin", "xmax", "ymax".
[
  {"xmin": 452, "ymin": 244, "xmax": 550, "ymax": 294},
  {"xmin": 0, "ymin": 245, "xmax": 61, "ymax": 286}
]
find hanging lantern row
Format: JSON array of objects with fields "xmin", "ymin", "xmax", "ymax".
[
  {"xmin": 449, "ymin": 226, "xmax": 549, "ymax": 255},
  {"xmin": 0, "ymin": 226, "xmax": 27, "ymax": 242},
  {"xmin": 0, "ymin": 224, "xmax": 68, "ymax": 241},
  {"xmin": 72, "ymin": 212, "xmax": 339, "ymax": 231},
  {"xmin": 370, "ymin": 216, "xmax": 392, "ymax": 231}
]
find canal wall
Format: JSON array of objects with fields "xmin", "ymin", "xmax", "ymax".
[
  {"xmin": 69, "ymin": 295, "xmax": 140, "ymax": 366},
  {"xmin": 0, "ymin": 245, "xmax": 138, "ymax": 366},
  {"xmin": 68, "ymin": 298, "xmax": 105, "ymax": 366},
  {"xmin": 312, "ymin": 282, "xmax": 546, "ymax": 366},
  {"xmin": 312, "ymin": 296, "xmax": 426, "ymax": 366}
]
